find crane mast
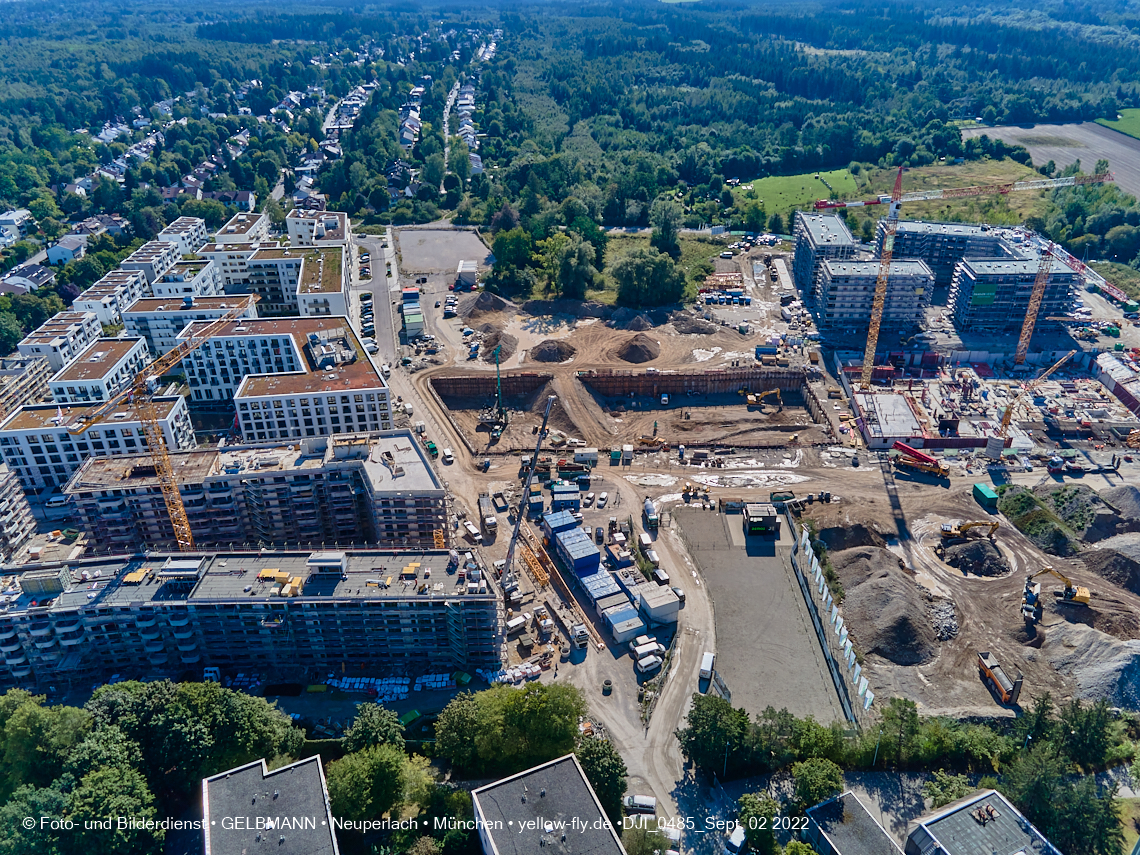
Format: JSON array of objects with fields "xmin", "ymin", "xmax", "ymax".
[
  {"xmin": 502, "ymin": 395, "xmax": 555, "ymax": 582},
  {"xmin": 1014, "ymin": 244, "xmax": 1054, "ymax": 365},
  {"xmin": 859, "ymin": 166, "xmax": 904, "ymax": 389},
  {"xmin": 999, "ymin": 349, "xmax": 1074, "ymax": 438}
]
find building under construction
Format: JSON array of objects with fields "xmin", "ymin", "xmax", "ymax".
[
  {"xmin": 816, "ymin": 259, "xmax": 934, "ymax": 329},
  {"xmin": 0, "ymin": 356, "xmax": 50, "ymax": 421},
  {"xmin": 793, "ymin": 212, "xmax": 857, "ymax": 299},
  {"xmin": 949, "ymin": 256, "xmax": 1077, "ymax": 331},
  {"xmin": 64, "ymin": 430, "xmax": 446, "ymax": 552}
]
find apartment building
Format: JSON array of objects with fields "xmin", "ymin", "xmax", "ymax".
[
  {"xmin": 286, "ymin": 209, "xmax": 351, "ymax": 247},
  {"xmin": 216, "ymin": 211, "xmax": 270, "ymax": 245},
  {"xmin": 119, "ymin": 240, "xmax": 180, "ymax": 284},
  {"xmin": 880, "ymin": 220, "xmax": 1009, "ymax": 290},
  {"xmin": 0, "ymin": 549, "xmax": 499, "ymax": 690},
  {"xmin": 200, "ymin": 240, "xmax": 283, "ymax": 290},
  {"xmin": 47, "ymin": 337, "xmax": 150, "ymax": 405},
  {"xmin": 151, "ymin": 258, "xmax": 222, "ymax": 299},
  {"xmin": 0, "ymin": 209, "xmax": 33, "ymax": 239},
  {"xmin": 16, "ymin": 311, "xmax": 102, "ymax": 372},
  {"xmin": 245, "ymin": 247, "xmax": 305, "ymax": 314},
  {"xmin": 0, "ymin": 357, "xmax": 51, "ymax": 421},
  {"xmin": 157, "ymin": 216, "xmax": 208, "ymax": 255},
  {"xmin": 122, "ymin": 295, "xmax": 259, "ymax": 355},
  {"xmin": 296, "ymin": 247, "xmax": 348, "ymax": 317},
  {"xmin": 816, "ymin": 260, "xmax": 934, "ymax": 329},
  {"xmin": 66, "ymin": 431, "xmax": 446, "ymax": 551},
  {"xmin": 793, "ymin": 212, "xmax": 857, "ymax": 299},
  {"xmin": 0, "ymin": 464, "xmax": 34, "ymax": 562},
  {"xmin": 949, "ymin": 255, "xmax": 1077, "ymax": 331},
  {"xmin": 72, "ymin": 269, "xmax": 149, "ymax": 325},
  {"xmin": 0, "ymin": 397, "xmax": 195, "ymax": 496}
]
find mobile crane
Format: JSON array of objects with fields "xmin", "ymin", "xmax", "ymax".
[{"xmin": 1022, "ymin": 566, "xmax": 1091, "ymax": 623}]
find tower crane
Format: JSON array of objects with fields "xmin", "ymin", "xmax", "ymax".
[
  {"xmin": 998, "ymin": 349, "xmax": 1075, "ymax": 439},
  {"xmin": 65, "ymin": 296, "xmax": 259, "ymax": 552},
  {"xmin": 502, "ymin": 395, "xmax": 555, "ymax": 584},
  {"xmin": 818, "ymin": 171, "xmax": 1114, "ymax": 389}
]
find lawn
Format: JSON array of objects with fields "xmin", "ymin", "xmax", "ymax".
[
  {"xmin": 1090, "ymin": 261, "xmax": 1140, "ymax": 300},
  {"xmin": 1120, "ymin": 797, "xmax": 1140, "ymax": 855},
  {"xmin": 1096, "ymin": 108, "xmax": 1140, "ymax": 141},
  {"xmin": 733, "ymin": 168, "xmax": 859, "ymax": 218},
  {"xmin": 588, "ymin": 234, "xmax": 723, "ymax": 303}
]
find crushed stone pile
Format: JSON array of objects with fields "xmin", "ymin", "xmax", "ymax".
[
  {"xmin": 529, "ymin": 339, "xmax": 577, "ymax": 362},
  {"xmin": 626, "ymin": 314, "xmax": 654, "ymax": 331},
  {"xmin": 1046, "ymin": 623, "xmax": 1140, "ymax": 710},
  {"xmin": 830, "ymin": 546, "xmax": 899, "ymax": 590},
  {"xmin": 1101, "ymin": 485, "xmax": 1140, "ymax": 521},
  {"xmin": 480, "ymin": 328, "xmax": 518, "ymax": 362},
  {"xmin": 816, "ymin": 523, "xmax": 887, "ymax": 552},
  {"xmin": 941, "ymin": 540, "xmax": 1010, "ymax": 577},
  {"xmin": 615, "ymin": 333, "xmax": 661, "ymax": 364},
  {"xmin": 461, "ymin": 291, "xmax": 516, "ymax": 320},
  {"xmin": 671, "ymin": 313, "xmax": 718, "ymax": 335},
  {"xmin": 928, "ymin": 599, "xmax": 960, "ymax": 641},
  {"xmin": 1081, "ymin": 548, "xmax": 1140, "ymax": 596}
]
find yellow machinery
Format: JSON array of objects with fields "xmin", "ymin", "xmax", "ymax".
[
  {"xmin": 998, "ymin": 350, "xmax": 1075, "ymax": 439},
  {"xmin": 746, "ymin": 388, "xmax": 782, "ymax": 410},
  {"xmin": 637, "ymin": 435, "xmax": 666, "ymax": 447},
  {"xmin": 1128, "ymin": 429, "xmax": 1140, "ymax": 449},
  {"xmin": 940, "ymin": 521, "xmax": 999, "ymax": 541},
  {"xmin": 1023, "ymin": 566, "xmax": 1091, "ymax": 623},
  {"xmin": 67, "ymin": 296, "xmax": 258, "ymax": 551}
]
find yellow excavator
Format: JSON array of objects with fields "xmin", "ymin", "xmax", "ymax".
[
  {"xmin": 745, "ymin": 388, "xmax": 783, "ymax": 410},
  {"xmin": 1022, "ymin": 566, "xmax": 1091, "ymax": 623},
  {"xmin": 939, "ymin": 520, "xmax": 1000, "ymax": 542}
]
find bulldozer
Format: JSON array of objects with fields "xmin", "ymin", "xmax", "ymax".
[
  {"xmin": 939, "ymin": 520, "xmax": 999, "ymax": 544},
  {"xmin": 1022, "ymin": 566, "xmax": 1091, "ymax": 623}
]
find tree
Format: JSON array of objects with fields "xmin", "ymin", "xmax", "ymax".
[
  {"xmin": 435, "ymin": 692, "xmax": 480, "ymax": 772},
  {"xmin": 0, "ymin": 780, "xmax": 70, "ymax": 855},
  {"xmin": 649, "ymin": 199, "xmax": 682, "ymax": 260},
  {"xmin": 720, "ymin": 188, "xmax": 735, "ymax": 208},
  {"xmin": 923, "ymin": 770, "xmax": 973, "ymax": 808},
  {"xmin": 675, "ymin": 694, "xmax": 750, "ymax": 776},
  {"xmin": 407, "ymin": 838, "xmax": 441, "ymax": 855},
  {"xmin": 556, "ymin": 233, "xmax": 598, "ymax": 299},
  {"xmin": 791, "ymin": 758, "xmax": 843, "ymax": 810},
  {"xmin": 881, "ymin": 697, "xmax": 920, "ymax": 767},
  {"xmin": 490, "ymin": 203, "xmax": 520, "ymax": 233},
  {"xmin": 492, "ymin": 228, "xmax": 533, "ymax": 273},
  {"xmin": 344, "ymin": 704, "xmax": 405, "ymax": 753},
  {"xmin": 576, "ymin": 738, "xmax": 627, "ymax": 826},
  {"xmin": 611, "ymin": 248, "xmax": 686, "ymax": 308},
  {"xmin": 1, "ymin": 697, "xmax": 91, "ymax": 796},
  {"xmin": 621, "ymin": 824, "xmax": 669, "ymax": 855},
  {"xmin": 737, "ymin": 792, "xmax": 779, "ymax": 855},
  {"xmin": 326, "ymin": 744, "xmax": 407, "ymax": 820},
  {"xmin": 67, "ymin": 255, "xmax": 107, "ymax": 290},
  {"xmin": 1060, "ymin": 698, "xmax": 1111, "ymax": 768},
  {"xmin": 71, "ymin": 767, "xmax": 163, "ymax": 855},
  {"xmin": 768, "ymin": 213, "xmax": 785, "ymax": 234},
  {"xmin": 180, "ymin": 198, "xmax": 228, "ymax": 229},
  {"xmin": 423, "ymin": 154, "xmax": 446, "ymax": 189},
  {"xmin": 0, "ymin": 314, "xmax": 22, "ymax": 352},
  {"xmin": 63, "ymin": 725, "xmax": 144, "ymax": 780},
  {"xmin": 569, "ymin": 215, "xmax": 608, "ymax": 268},
  {"xmin": 261, "ymin": 196, "xmax": 287, "ymax": 229},
  {"xmin": 497, "ymin": 683, "xmax": 586, "ymax": 769},
  {"xmin": 784, "ymin": 842, "xmax": 815, "ymax": 855}
]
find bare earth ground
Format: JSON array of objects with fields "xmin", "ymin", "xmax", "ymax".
[{"xmin": 962, "ymin": 122, "xmax": 1140, "ymax": 199}]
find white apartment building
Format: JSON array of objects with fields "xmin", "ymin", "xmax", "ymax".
[
  {"xmin": 245, "ymin": 247, "xmax": 304, "ymax": 315},
  {"xmin": 216, "ymin": 211, "xmax": 270, "ymax": 245},
  {"xmin": 816, "ymin": 260, "xmax": 935, "ymax": 329},
  {"xmin": 0, "ymin": 209, "xmax": 33, "ymax": 239},
  {"xmin": 286, "ymin": 210, "xmax": 351, "ymax": 247},
  {"xmin": 48, "ymin": 337, "xmax": 150, "ymax": 405},
  {"xmin": 157, "ymin": 216, "xmax": 209, "ymax": 255},
  {"xmin": 120, "ymin": 240, "xmax": 180, "ymax": 284},
  {"xmin": 177, "ymin": 317, "xmax": 390, "ymax": 440},
  {"xmin": 296, "ymin": 247, "xmax": 348, "ymax": 317},
  {"xmin": 152, "ymin": 258, "xmax": 222, "ymax": 299},
  {"xmin": 0, "ymin": 462, "xmax": 34, "ymax": 561},
  {"xmin": 123, "ymin": 295, "xmax": 260, "ymax": 355},
  {"xmin": 0, "ymin": 397, "xmax": 196, "ymax": 496},
  {"xmin": 16, "ymin": 311, "xmax": 102, "ymax": 373},
  {"xmin": 72, "ymin": 269, "xmax": 149, "ymax": 325},
  {"xmin": 200, "ymin": 240, "xmax": 283, "ymax": 289}
]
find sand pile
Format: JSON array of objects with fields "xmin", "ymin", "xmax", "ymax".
[
  {"xmin": 1101, "ymin": 485, "xmax": 1140, "ymax": 521},
  {"xmin": 529, "ymin": 339, "xmax": 577, "ymax": 363},
  {"xmin": 461, "ymin": 291, "xmax": 516, "ymax": 320},
  {"xmin": 1047, "ymin": 623, "xmax": 1140, "ymax": 709},
  {"xmin": 942, "ymin": 540, "xmax": 1010, "ymax": 577},
  {"xmin": 671, "ymin": 313, "xmax": 718, "ymax": 335},
  {"xmin": 615, "ymin": 333, "xmax": 660, "ymax": 364},
  {"xmin": 1081, "ymin": 549, "xmax": 1140, "ymax": 596},
  {"xmin": 480, "ymin": 328, "xmax": 518, "ymax": 362}
]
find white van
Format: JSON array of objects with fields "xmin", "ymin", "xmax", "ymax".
[
  {"xmin": 632, "ymin": 642, "xmax": 664, "ymax": 660},
  {"xmin": 646, "ymin": 549, "xmax": 661, "ymax": 568},
  {"xmin": 724, "ymin": 824, "xmax": 747, "ymax": 854},
  {"xmin": 442, "ymin": 448, "xmax": 455, "ymax": 464},
  {"xmin": 505, "ymin": 615, "xmax": 529, "ymax": 635},
  {"xmin": 624, "ymin": 794, "xmax": 657, "ymax": 815},
  {"xmin": 45, "ymin": 495, "xmax": 68, "ymax": 508},
  {"xmin": 628, "ymin": 634, "xmax": 655, "ymax": 654},
  {"xmin": 637, "ymin": 532, "xmax": 653, "ymax": 550},
  {"xmin": 700, "ymin": 651, "xmax": 715, "ymax": 679},
  {"xmin": 636, "ymin": 654, "xmax": 663, "ymax": 674}
]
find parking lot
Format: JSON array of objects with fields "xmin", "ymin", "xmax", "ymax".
[{"xmin": 396, "ymin": 227, "xmax": 491, "ymax": 273}]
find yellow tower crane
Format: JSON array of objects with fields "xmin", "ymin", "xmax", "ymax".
[
  {"xmin": 65, "ymin": 296, "xmax": 259, "ymax": 552},
  {"xmin": 998, "ymin": 349, "xmax": 1075, "ymax": 439}
]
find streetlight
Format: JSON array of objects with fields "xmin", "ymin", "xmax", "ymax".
[{"xmin": 724, "ymin": 740, "xmax": 731, "ymax": 779}]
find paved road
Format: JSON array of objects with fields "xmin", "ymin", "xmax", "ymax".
[{"xmin": 440, "ymin": 81, "xmax": 460, "ymax": 188}]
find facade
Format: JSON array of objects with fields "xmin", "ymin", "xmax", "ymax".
[
  {"xmin": 45, "ymin": 235, "xmax": 86, "ymax": 265},
  {"xmin": 72, "ymin": 268, "xmax": 149, "ymax": 325},
  {"xmin": 48, "ymin": 337, "xmax": 150, "ymax": 405},
  {"xmin": 66, "ymin": 431, "xmax": 447, "ymax": 551},
  {"xmin": 905, "ymin": 789, "xmax": 1061, "ymax": 855},
  {"xmin": 152, "ymin": 258, "xmax": 222, "ymax": 299},
  {"xmin": 157, "ymin": 216, "xmax": 208, "ymax": 255},
  {"xmin": 200, "ymin": 240, "xmax": 284, "ymax": 290},
  {"xmin": 0, "ymin": 209, "xmax": 33, "ymax": 238},
  {"xmin": 246, "ymin": 247, "xmax": 305, "ymax": 315},
  {"xmin": 216, "ymin": 211, "xmax": 270, "ymax": 245},
  {"xmin": 0, "ymin": 463, "xmax": 35, "ymax": 562},
  {"xmin": 881, "ymin": 220, "xmax": 1009, "ymax": 290},
  {"xmin": 0, "ymin": 397, "xmax": 195, "ymax": 496},
  {"xmin": 296, "ymin": 247, "xmax": 348, "ymax": 317},
  {"xmin": 17, "ymin": 311, "xmax": 102, "ymax": 372},
  {"xmin": 120, "ymin": 240, "xmax": 180, "ymax": 284},
  {"xmin": 793, "ymin": 212, "xmax": 857, "ymax": 299},
  {"xmin": 123, "ymin": 295, "xmax": 260, "ymax": 355},
  {"xmin": 0, "ymin": 549, "xmax": 499, "ymax": 689},
  {"xmin": 0, "ymin": 357, "xmax": 51, "ymax": 421},
  {"xmin": 286, "ymin": 209, "xmax": 351, "ymax": 247},
  {"xmin": 949, "ymin": 255, "xmax": 1077, "ymax": 331},
  {"xmin": 203, "ymin": 757, "xmax": 339, "ymax": 855},
  {"xmin": 816, "ymin": 259, "xmax": 934, "ymax": 328}
]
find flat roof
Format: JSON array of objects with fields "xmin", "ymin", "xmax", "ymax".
[
  {"xmin": 180, "ymin": 317, "xmax": 385, "ymax": 397},
  {"xmin": 854, "ymin": 391, "xmax": 922, "ymax": 439},
  {"xmin": 962, "ymin": 258, "xmax": 1077, "ymax": 276},
  {"xmin": 160, "ymin": 259, "xmax": 210, "ymax": 278},
  {"xmin": 896, "ymin": 220, "xmax": 1000, "ymax": 237},
  {"xmin": 0, "ymin": 396, "xmax": 182, "ymax": 433},
  {"xmin": 200, "ymin": 240, "xmax": 282, "ymax": 254},
  {"xmin": 250, "ymin": 247, "xmax": 304, "ymax": 261},
  {"xmin": 798, "ymin": 213, "xmax": 856, "ymax": 247},
  {"xmin": 51, "ymin": 338, "xmax": 143, "ymax": 383},
  {"xmin": 124, "ymin": 296, "xmax": 258, "ymax": 314},
  {"xmin": 159, "ymin": 217, "xmax": 205, "ymax": 235},
  {"xmin": 822, "ymin": 260, "xmax": 933, "ymax": 277},
  {"xmin": 92, "ymin": 269, "xmax": 144, "ymax": 286},
  {"xmin": 218, "ymin": 212, "xmax": 265, "ymax": 237},
  {"xmin": 808, "ymin": 792, "xmax": 903, "ymax": 855},
  {"xmin": 123, "ymin": 240, "xmax": 177, "ymax": 261},
  {"xmin": 203, "ymin": 756, "xmax": 338, "ymax": 855},
  {"xmin": 298, "ymin": 248, "xmax": 343, "ymax": 294},
  {"xmin": 288, "ymin": 210, "xmax": 348, "ymax": 242},
  {"xmin": 911, "ymin": 789, "xmax": 1060, "ymax": 855},
  {"xmin": 472, "ymin": 754, "xmax": 624, "ymax": 855}
]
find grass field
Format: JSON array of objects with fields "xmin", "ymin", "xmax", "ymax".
[
  {"xmin": 588, "ymin": 234, "xmax": 722, "ymax": 303},
  {"xmin": 1096, "ymin": 109, "xmax": 1140, "ymax": 141},
  {"xmin": 1120, "ymin": 798, "xmax": 1140, "ymax": 854},
  {"xmin": 733, "ymin": 168, "xmax": 858, "ymax": 217},
  {"xmin": 1090, "ymin": 261, "xmax": 1140, "ymax": 300}
]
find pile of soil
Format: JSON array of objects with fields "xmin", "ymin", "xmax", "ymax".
[
  {"xmin": 1032, "ymin": 483, "xmax": 1124, "ymax": 543},
  {"xmin": 529, "ymin": 339, "xmax": 577, "ymax": 362},
  {"xmin": 1047, "ymin": 624, "xmax": 1140, "ymax": 709},
  {"xmin": 1100, "ymin": 485, "xmax": 1140, "ymax": 523},
  {"xmin": 1081, "ymin": 548, "xmax": 1140, "ymax": 596},
  {"xmin": 671, "ymin": 313, "xmax": 718, "ymax": 335},
  {"xmin": 830, "ymin": 546, "xmax": 900, "ymax": 590},
  {"xmin": 521, "ymin": 298, "xmax": 612, "ymax": 319},
  {"xmin": 461, "ymin": 291, "xmax": 516, "ymax": 320},
  {"xmin": 480, "ymin": 328, "xmax": 518, "ymax": 362},
  {"xmin": 815, "ymin": 523, "xmax": 887, "ymax": 553},
  {"xmin": 941, "ymin": 539, "xmax": 1010, "ymax": 577},
  {"xmin": 615, "ymin": 333, "xmax": 661, "ymax": 364},
  {"xmin": 627, "ymin": 314, "xmax": 654, "ymax": 331}
]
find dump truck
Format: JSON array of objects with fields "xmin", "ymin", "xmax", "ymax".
[
  {"xmin": 478, "ymin": 494, "xmax": 497, "ymax": 532},
  {"xmin": 977, "ymin": 651, "xmax": 1023, "ymax": 705}
]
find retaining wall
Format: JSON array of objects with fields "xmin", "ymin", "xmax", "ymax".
[
  {"xmin": 430, "ymin": 372, "xmax": 552, "ymax": 399},
  {"xmin": 577, "ymin": 367, "xmax": 806, "ymax": 397}
]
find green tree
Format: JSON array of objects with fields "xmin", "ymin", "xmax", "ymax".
[
  {"xmin": 568, "ymin": 215, "xmax": 608, "ymax": 268},
  {"xmin": 66, "ymin": 255, "xmax": 107, "ymax": 289},
  {"xmin": 1060, "ymin": 698, "xmax": 1111, "ymax": 768},
  {"xmin": 649, "ymin": 199, "xmax": 682, "ymax": 260},
  {"xmin": 28, "ymin": 195, "xmax": 62, "ymax": 224},
  {"xmin": 785, "ymin": 841, "xmax": 815, "ymax": 855},
  {"xmin": 675, "ymin": 694, "xmax": 750, "ymax": 776},
  {"xmin": 610, "ymin": 247, "xmax": 686, "ymax": 308},
  {"xmin": 0, "ymin": 780, "xmax": 69, "ymax": 855},
  {"xmin": 71, "ymin": 767, "xmax": 163, "ymax": 855},
  {"xmin": 1, "ymin": 697, "xmax": 91, "ymax": 796},
  {"xmin": 407, "ymin": 838, "xmax": 441, "ymax": 855},
  {"xmin": 768, "ymin": 213, "xmax": 785, "ymax": 234},
  {"xmin": 497, "ymin": 683, "xmax": 586, "ymax": 769},
  {"xmin": 492, "ymin": 227, "xmax": 533, "ymax": 273},
  {"xmin": 435, "ymin": 692, "xmax": 480, "ymax": 772},
  {"xmin": 576, "ymin": 737, "xmax": 627, "ymax": 826},
  {"xmin": 737, "ymin": 792, "xmax": 779, "ymax": 855},
  {"xmin": 881, "ymin": 697, "xmax": 920, "ymax": 767},
  {"xmin": 180, "ymin": 198, "xmax": 229, "ymax": 229},
  {"xmin": 344, "ymin": 704, "xmax": 405, "ymax": 752},
  {"xmin": 923, "ymin": 770, "xmax": 973, "ymax": 808},
  {"xmin": 556, "ymin": 233, "xmax": 598, "ymax": 299},
  {"xmin": 326, "ymin": 744, "xmax": 407, "ymax": 821},
  {"xmin": 0, "ymin": 314, "xmax": 22, "ymax": 352},
  {"xmin": 423, "ymin": 154, "xmax": 446, "ymax": 189},
  {"xmin": 64, "ymin": 725, "xmax": 144, "ymax": 780},
  {"xmin": 791, "ymin": 758, "xmax": 843, "ymax": 810},
  {"xmin": 621, "ymin": 824, "xmax": 669, "ymax": 855}
]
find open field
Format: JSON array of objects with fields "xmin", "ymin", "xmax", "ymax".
[
  {"xmin": 396, "ymin": 227, "xmax": 491, "ymax": 273},
  {"xmin": 597, "ymin": 234, "xmax": 725, "ymax": 302},
  {"xmin": 1096, "ymin": 108, "xmax": 1140, "ymax": 141},
  {"xmin": 962, "ymin": 122, "xmax": 1140, "ymax": 200},
  {"xmin": 733, "ymin": 168, "xmax": 859, "ymax": 218},
  {"xmin": 1090, "ymin": 261, "xmax": 1140, "ymax": 301}
]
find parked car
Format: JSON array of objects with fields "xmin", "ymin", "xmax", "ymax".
[
  {"xmin": 596, "ymin": 526, "xmax": 605, "ymax": 543},
  {"xmin": 671, "ymin": 586, "xmax": 686, "ymax": 604},
  {"xmin": 365, "ymin": 342, "xmax": 379, "ymax": 353},
  {"xmin": 435, "ymin": 300, "xmax": 442, "ymax": 308},
  {"xmin": 360, "ymin": 292, "xmax": 373, "ymax": 303},
  {"xmin": 584, "ymin": 492, "xmax": 595, "ymax": 506},
  {"xmin": 597, "ymin": 492, "xmax": 608, "ymax": 508},
  {"xmin": 360, "ymin": 253, "xmax": 370, "ymax": 262},
  {"xmin": 623, "ymin": 795, "xmax": 657, "ymax": 814}
]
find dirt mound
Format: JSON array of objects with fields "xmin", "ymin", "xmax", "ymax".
[
  {"xmin": 1101, "ymin": 485, "xmax": 1140, "ymax": 521},
  {"xmin": 941, "ymin": 540, "xmax": 1011, "ymax": 577},
  {"xmin": 1031, "ymin": 482, "xmax": 1125, "ymax": 543},
  {"xmin": 1081, "ymin": 548, "xmax": 1140, "ymax": 595},
  {"xmin": 1047, "ymin": 624, "xmax": 1140, "ymax": 709},
  {"xmin": 480, "ymin": 329, "xmax": 518, "ymax": 362},
  {"xmin": 529, "ymin": 339, "xmax": 577, "ymax": 363},
  {"xmin": 461, "ymin": 291, "xmax": 516, "ymax": 320},
  {"xmin": 615, "ymin": 333, "xmax": 661, "ymax": 364},
  {"xmin": 626, "ymin": 314, "xmax": 654, "ymax": 331},
  {"xmin": 843, "ymin": 571, "xmax": 937, "ymax": 665},
  {"xmin": 816, "ymin": 523, "xmax": 887, "ymax": 553},
  {"xmin": 671, "ymin": 313, "xmax": 718, "ymax": 335},
  {"xmin": 1010, "ymin": 623, "xmax": 1046, "ymax": 649},
  {"xmin": 830, "ymin": 546, "xmax": 902, "ymax": 590}
]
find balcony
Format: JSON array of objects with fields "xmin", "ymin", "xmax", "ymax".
[
  {"xmin": 180, "ymin": 652, "xmax": 201, "ymax": 664},
  {"xmin": 135, "ymin": 616, "xmax": 157, "ymax": 629},
  {"xmin": 54, "ymin": 620, "xmax": 81, "ymax": 635},
  {"xmin": 59, "ymin": 633, "xmax": 84, "ymax": 647},
  {"xmin": 28, "ymin": 624, "xmax": 52, "ymax": 638},
  {"xmin": 0, "ymin": 626, "xmax": 16, "ymax": 642},
  {"xmin": 10, "ymin": 664, "xmax": 32, "ymax": 678},
  {"xmin": 5, "ymin": 653, "xmax": 27, "ymax": 666},
  {"xmin": 172, "ymin": 628, "xmax": 194, "ymax": 640},
  {"xmin": 139, "ymin": 628, "xmax": 161, "ymax": 641},
  {"xmin": 143, "ymin": 640, "xmax": 165, "ymax": 654},
  {"xmin": 149, "ymin": 652, "xmax": 169, "ymax": 666},
  {"xmin": 33, "ymin": 637, "xmax": 57, "ymax": 650},
  {"xmin": 176, "ymin": 640, "xmax": 198, "ymax": 653},
  {"xmin": 0, "ymin": 639, "xmax": 21, "ymax": 653},
  {"xmin": 167, "ymin": 615, "xmax": 189, "ymax": 628}
]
